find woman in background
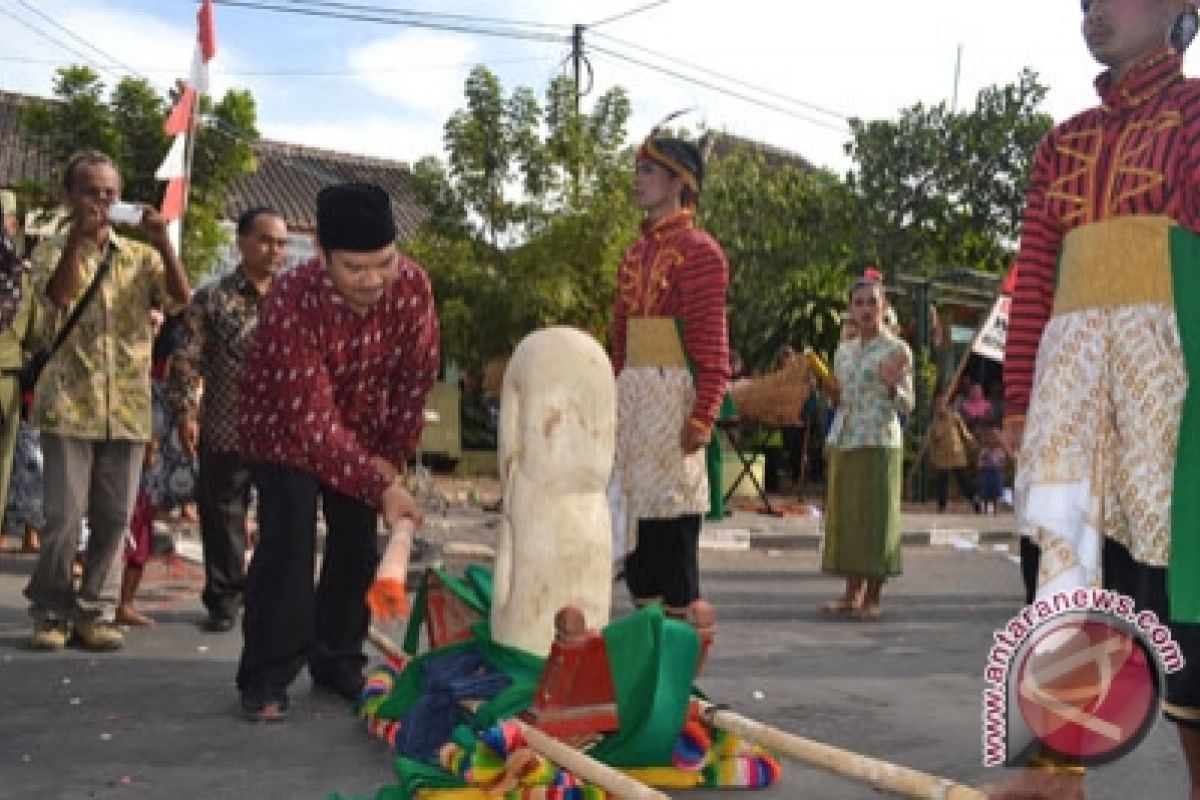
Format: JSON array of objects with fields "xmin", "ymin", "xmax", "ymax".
[{"xmin": 821, "ymin": 275, "xmax": 912, "ymax": 621}]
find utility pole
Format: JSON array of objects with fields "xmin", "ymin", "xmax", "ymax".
[
  {"xmin": 951, "ymin": 43, "xmax": 963, "ymax": 113},
  {"xmin": 572, "ymin": 24, "xmax": 585, "ymax": 115}
]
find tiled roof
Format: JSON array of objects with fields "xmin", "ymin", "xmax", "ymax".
[
  {"xmin": 0, "ymin": 91, "xmax": 53, "ymax": 188},
  {"xmin": 0, "ymin": 90, "xmax": 428, "ymax": 239},
  {"xmin": 231, "ymin": 139, "xmax": 427, "ymax": 238}
]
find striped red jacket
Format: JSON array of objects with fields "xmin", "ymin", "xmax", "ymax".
[
  {"xmin": 1005, "ymin": 49, "xmax": 1200, "ymax": 418},
  {"xmin": 611, "ymin": 208, "xmax": 730, "ymax": 428}
]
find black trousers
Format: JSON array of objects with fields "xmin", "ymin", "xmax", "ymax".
[
  {"xmin": 624, "ymin": 514, "xmax": 701, "ymax": 613},
  {"xmin": 1019, "ymin": 536, "xmax": 1040, "ymax": 606},
  {"xmin": 196, "ymin": 446, "xmax": 252, "ymax": 620},
  {"xmin": 1102, "ymin": 539, "xmax": 1200, "ymax": 728},
  {"xmin": 933, "ymin": 467, "xmax": 974, "ymax": 511},
  {"xmin": 236, "ymin": 462, "xmax": 378, "ymax": 699}
]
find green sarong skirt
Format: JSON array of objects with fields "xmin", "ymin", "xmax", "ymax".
[{"xmin": 822, "ymin": 447, "xmax": 902, "ymax": 579}]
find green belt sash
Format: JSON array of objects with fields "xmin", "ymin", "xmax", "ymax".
[{"xmin": 1168, "ymin": 226, "xmax": 1200, "ymax": 623}]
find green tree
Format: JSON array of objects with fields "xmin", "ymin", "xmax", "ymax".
[
  {"xmin": 21, "ymin": 67, "xmax": 120, "ymax": 175},
  {"xmin": 844, "ymin": 68, "xmax": 1053, "ymax": 279},
  {"xmin": 412, "ymin": 66, "xmax": 638, "ymax": 372},
  {"xmin": 703, "ymin": 146, "xmax": 861, "ymax": 371},
  {"xmin": 22, "ymin": 66, "xmax": 258, "ymax": 279}
]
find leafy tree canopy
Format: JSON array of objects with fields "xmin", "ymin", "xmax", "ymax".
[
  {"xmin": 410, "ymin": 66, "xmax": 639, "ymax": 372},
  {"xmin": 844, "ymin": 68, "xmax": 1053, "ymax": 280},
  {"xmin": 702, "ymin": 147, "xmax": 860, "ymax": 371}
]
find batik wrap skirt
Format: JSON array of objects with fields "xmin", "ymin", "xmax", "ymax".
[{"xmin": 610, "ymin": 317, "xmax": 709, "ymax": 555}]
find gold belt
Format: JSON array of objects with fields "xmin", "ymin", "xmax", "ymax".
[
  {"xmin": 1053, "ymin": 216, "xmax": 1174, "ymax": 315},
  {"xmin": 626, "ymin": 316, "xmax": 687, "ymax": 368}
]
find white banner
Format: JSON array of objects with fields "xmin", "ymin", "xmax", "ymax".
[{"xmin": 972, "ymin": 294, "xmax": 1010, "ymax": 363}]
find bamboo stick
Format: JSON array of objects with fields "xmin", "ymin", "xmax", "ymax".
[
  {"xmin": 515, "ymin": 720, "xmax": 668, "ymax": 800},
  {"xmin": 698, "ymin": 700, "xmax": 985, "ymax": 800}
]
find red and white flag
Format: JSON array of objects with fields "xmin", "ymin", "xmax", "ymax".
[
  {"xmin": 191, "ymin": 0, "xmax": 217, "ymax": 94},
  {"xmin": 157, "ymin": 0, "xmax": 218, "ymax": 251},
  {"xmin": 971, "ymin": 267, "xmax": 1017, "ymax": 363}
]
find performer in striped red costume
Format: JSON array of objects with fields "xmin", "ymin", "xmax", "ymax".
[
  {"xmin": 610, "ymin": 125, "xmax": 730, "ymax": 618},
  {"xmin": 995, "ymin": 1, "xmax": 1200, "ymax": 796}
]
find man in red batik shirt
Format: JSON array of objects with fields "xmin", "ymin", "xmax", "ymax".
[
  {"xmin": 609, "ymin": 125, "xmax": 730, "ymax": 620},
  {"xmin": 235, "ymin": 183, "xmax": 438, "ymax": 722}
]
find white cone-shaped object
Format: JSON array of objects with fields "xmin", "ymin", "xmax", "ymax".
[{"xmin": 491, "ymin": 326, "xmax": 616, "ymax": 656}]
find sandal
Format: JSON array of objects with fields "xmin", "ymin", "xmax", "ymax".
[
  {"xmin": 115, "ymin": 605, "xmax": 155, "ymax": 627},
  {"xmin": 820, "ymin": 598, "xmax": 858, "ymax": 614},
  {"xmin": 852, "ymin": 604, "xmax": 883, "ymax": 622},
  {"xmin": 241, "ymin": 692, "xmax": 289, "ymax": 723},
  {"xmin": 20, "ymin": 528, "xmax": 40, "ymax": 554}
]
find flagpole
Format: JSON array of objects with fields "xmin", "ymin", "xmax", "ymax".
[{"xmin": 177, "ymin": 88, "xmax": 200, "ymax": 255}]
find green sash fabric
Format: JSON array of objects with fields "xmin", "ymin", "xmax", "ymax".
[
  {"xmin": 706, "ymin": 392, "xmax": 737, "ymax": 520},
  {"xmin": 1168, "ymin": 227, "xmax": 1200, "ymax": 622},
  {"xmin": 589, "ymin": 604, "xmax": 700, "ymax": 767},
  {"xmin": 402, "ymin": 566, "xmax": 491, "ymax": 655}
]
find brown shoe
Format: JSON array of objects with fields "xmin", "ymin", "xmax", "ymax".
[
  {"xmin": 71, "ymin": 619, "xmax": 124, "ymax": 651},
  {"xmin": 29, "ymin": 619, "xmax": 68, "ymax": 650}
]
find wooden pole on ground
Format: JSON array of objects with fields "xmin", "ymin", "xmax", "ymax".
[
  {"xmin": 698, "ymin": 700, "xmax": 986, "ymax": 800},
  {"xmin": 366, "ymin": 626, "xmax": 669, "ymax": 800}
]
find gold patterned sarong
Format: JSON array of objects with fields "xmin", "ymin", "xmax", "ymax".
[
  {"xmin": 1017, "ymin": 217, "xmax": 1183, "ymax": 596},
  {"xmin": 611, "ymin": 318, "xmax": 709, "ymax": 554}
]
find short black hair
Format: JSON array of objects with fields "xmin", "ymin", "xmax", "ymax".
[
  {"xmin": 236, "ymin": 206, "xmax": 281, "ymax": 236},
  {"xmin": 62, "ymin": 150, "xmax": 118, "ymax": 192}
]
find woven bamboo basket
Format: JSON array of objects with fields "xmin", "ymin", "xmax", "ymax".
[{"xmin": 731, "ymin": 355, "xmax": 814, "ymax": 425}]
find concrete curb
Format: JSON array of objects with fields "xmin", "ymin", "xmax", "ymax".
[
  {"xmin": 155, "ymin": 520, "xmax": 1021, "ymax": 562},
  {"xmin": 710, "ymin": 529, "xmax": 1020, "ymax": 552}
]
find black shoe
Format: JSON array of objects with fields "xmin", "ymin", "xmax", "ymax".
[
  {"xmin": 240, "ymin": 690, "xmax": 288, "ymax": 722},
  {"xmin": 311, "ymin": 671, "xmax": 365, "ymax": 703},
  {"xmin": 202, "ymin": 613, "xmax": 235, "ymax": 633}
]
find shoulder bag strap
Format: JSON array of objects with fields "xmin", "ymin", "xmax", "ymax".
[{"xmin": 42, "ymin": 240, "xmax": 117, "ymax": 361}]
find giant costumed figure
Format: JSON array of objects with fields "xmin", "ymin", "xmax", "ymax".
[
  {"xmin": 608, "ymin": 115, "xmax": 730, "ymax": 620},
  {"xmin": 989, "ymin": 1, "xmax": 1200, "ymax": 797}
]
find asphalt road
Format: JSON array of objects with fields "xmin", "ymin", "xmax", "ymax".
[{"xmin": 0, "ymin": 545, "xmax": 1188, "ymax": 799}]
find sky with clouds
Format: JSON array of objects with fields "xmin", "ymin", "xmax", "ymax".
[{"xmin": 0, "ymin": 1, "xmax": 1188, "ymax": 177}]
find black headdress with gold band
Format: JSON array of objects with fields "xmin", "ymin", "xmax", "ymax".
[{"xmin": 637, "ymin": 109, "xmax": 706, "ymax": 195}]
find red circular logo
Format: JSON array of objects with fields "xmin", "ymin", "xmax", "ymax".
[{"xmin": 1015, "ymin": 617, "xmax": 1159, "ymax": 763}]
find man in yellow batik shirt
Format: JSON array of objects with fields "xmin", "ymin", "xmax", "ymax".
[{"xmin": 23, "ymin": 150, "xmax": 189, "ymax": 652}]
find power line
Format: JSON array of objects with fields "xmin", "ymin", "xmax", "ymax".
[
  {"xmin": 589, "ymin": 0, "xmax": 670, "ymax": 29},
  {"xmin": 235, "ymin": 0, "xmax": 563, "ymax": 31},
  {"xmin": 14, "ymin": 0, "xmax": 144, "ymax": 78},
  {"xmin": 206, "ymin": 0, "xmax": 569, "ymax": 44},
  {"xmin": 0, "ymin": 3, "xmax": 123, "ymax": 81},
  {"xmin": 590, "ymin": 30, "xmax": 849, "ymax": 123},
  {"xmin": 587, "ymin": 44, "xmax": 849, "ymax": 134},
  {"xmin": 0, "ymin": 53, "xmax": 548, "ymax": 77}
]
